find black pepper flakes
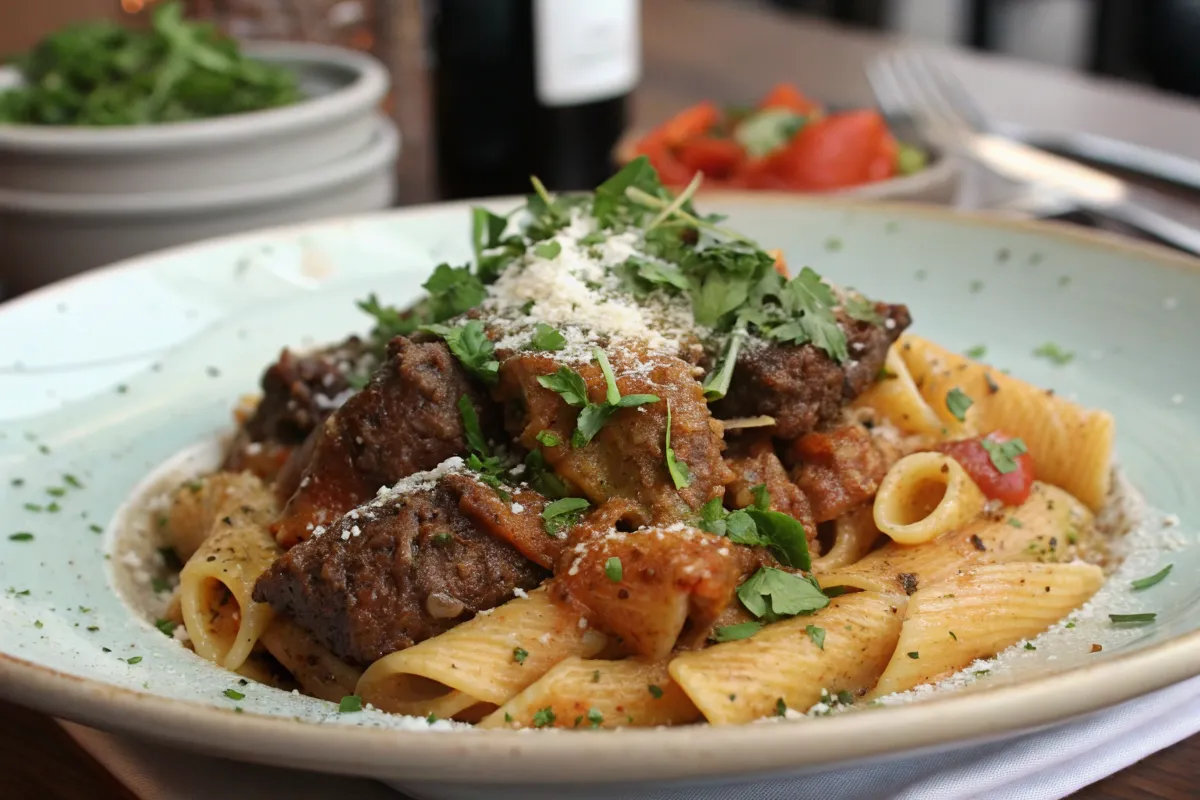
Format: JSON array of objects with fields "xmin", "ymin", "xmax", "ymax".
[
  {"xmin": 898, "ymin": 572, "xmax": 919, "ymax": 595},
  {"xmin": 970, "ymin": 534, "xmax": 987, "ymax": 552}
]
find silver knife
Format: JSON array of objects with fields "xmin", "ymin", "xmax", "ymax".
[{"xmin": 966, "ymin": 134, "xmax": 1200, "ymax": 256}]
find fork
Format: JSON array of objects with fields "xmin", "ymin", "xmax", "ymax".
[{"xmin": 868, "ymin": 50, "xmax": 1200, "ymax": 257}]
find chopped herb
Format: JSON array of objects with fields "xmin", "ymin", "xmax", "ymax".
[
  {"xmin": 358, "ymin": 264, "xmax": 485, "ymax": 345},
  {"xmin": 836, "ymin": 690, "xmax": 855, "ymax": 706},
  {"xmin": 701, "ymin": 328, "xmax": 745, "ymax": 401},
  {"xmin": 126, "ymin": 656, "xmax": 143, "ymax": 665},
  {"xmin": 8, "ymin": 532, "xmax": 33, "ymax": 541},
  {"xmin": 10, "ymin": 478, "xmax": 25, "ymax": 487},
  {"xmin": 1065, "ymin": 621, "xmax": 1076, "ymax": 629},
  {"xmin": 533, "ymin": 240, "xmax": 562, "ymax": 260},
  {"xmin": 1033, "ymin": 342, "xmax": 1075, "ymax": 366},
  {"xmin": 223, "ymin": 688, "xmax": 245, "ymax": 701},
  {"xmin": 981, "ymin": 437, "xmax": 1028, "ymax": 474},
  {"xmin": 338, "ymin": 695, "xmax": 363, "ymax": 713},
  {"xmin": 664, "ymin": 401, "xmax": 691, "ymax": 490},
  {"xmin": 1131, "ymin": 565, "xmax": 1172, "ymax": 591},
  {"xmin": 710, "ymin": 621, "xmax": 764, "ymax": 642},
  {"xmin": 805, "ymin": 624, "xmax": 826, "ymax": 650},
  {"xmin": 535, "ymin": 430, "xmax": 562, "ymax": 448},
  {"xmin": 743, "ymin": 509, "xmax": 811, "ymax": 570},
  {"xmin": 750, "ymin": 484, "xmax": 770, "ymax": 512},
  {"xmin": 949, "ymin": 631, "xmax": 958, "ymax": 641},
  {"xmin": 23, "ymin": 503, "xmax": 42, "ymax": 513},
  {"xmin": 614, "ymin": 257, "xmax": 690, "ymax": 298},
  {"xmin": 432, "ymin": 532, "xmax": 453, "ymax": 547},
  {"xmin": 151, "ymin": 576, "xmax": 171, "ymax": 594},
  {"xmin": 512, "ymin": 647, "xmax": 529, "ymax": 665},
  {"xmin": 426, "ymin": 712, "xmax": 438, "ymax": 724},
  {"xmin": 969, "ymin": 279, "xmax": 985, "ymax": 293},
  {"xmin": 907, "ymin": 652, "xmax": 919, "ymax": 659},
  {"xmin": 593, "ymin": 670, "xmax": 601, "ymax": 683},
  {"xmin": 586, "ymin": 708, "xmax": 604, "ymax": 728},
  {"xmin": 528, "ymin": 323, "xmax": 567, "ymax": 352},
  {"xmin": 33, "ymin": 620, "xmax": 42, "ymax": 629},
  {"xmin": 86, "ymin": 626, "xmax": 99, "ymax": 632},
  {"xmin": 648, "ymin": 684, "xmax": 664, "ymax": 699},
  {"xmin": 964, "ymin": 345, "xmax": 987, "ymax": 360},
  {"xmin": 1024, "ymin": 642, "xmax": 1037, "ymax": 651},
  {"xmin": 1007, "ymin": 518, "xmax": 1024, "ymax": 528},
  {"xmin": 532, "ymin": 706, "xmax": 557, "ymax": 728},
  {"xmin": 46, "ymin": 502, "xmax": 60, "ymax": 513},
  {"xmin": 541, "ymin": 496, "xmax": 590, "ymax": 536},
  {"xmin": 737, "ymin": 567, "xmax": 829, "ymax": 621},
  {"xmin": 422, "ymin": 320, "xmax": 499, "ymax": 384},
  {"xmin": 45, "ymin": 487, "xmax": 66, "ymax": 497},
  {"xmin": 154, "ymin": 618, "xmax": 177, "ymax": 636},
  {"xmin": 504, "ymin": 712, "xmax": 514, "ymax": 723},
  {"xmin": 945, "ymin": 388, "xmax": 973, "ymax": 421},
  {"xmin": 774, "ymin": 698, "xmax": 788, "ymax": 717},
  {"xmin": 973, "ymin": 669, "xmax": 991, "ymax": 677},
  {"xmin": 1110, "ymin": 613, "xmax": 1156, "ymax": 624},
  {"xmin": 604, "ymin": 556, "xmax": 623, "ymax": 582}
]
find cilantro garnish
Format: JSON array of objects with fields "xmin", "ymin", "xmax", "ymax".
[
  {"xmin": 524, "ymin": 449, "xmax": 571, "ymax": 499},
  {"xmin": 537, "ymin": 366, "xmax": 590, "ymax": 407},
  {"xmin": 750, "ymin": 484, "xmax": 770, "ymax": 511},
  {"xmin": 604, "ymin": 556, "xmax": 623, "ymax": 582},
  {"xmin": 528, "ymin": 323, "xmax": 566, "ymax": 352},
  {"xmin": 338, "ymin": 695, "xmax": 363, "ymax": 713},
  {"xmin": 664, "ymin": 401, "xmax": 691, "ymax": 490},
  {"xmin": 541, "ymin": 497, "xmax": 590, "ymax": 536},
  {"xmin": 737, "ymin": 567, "xmax": 829, "ymax": 621},
  {"xmin": 532, "ymin": 706, "xmax": 557, "ymax": 728},
  {"xmin": 471, "ymin": 207, "xmax": 526, "ymax": 283},
  {"xmin": 710, "ymin": 621, "xmax": 763, "ymax": 642},
  {"xmin": 1033, "ymin": 342, "xmax": 1075, "ymax": 365},
  {"xmin": 946, "ymin": 388, "xmax": 973, "ymax": 421},
  {"xmin": 421, "ymin": 319, "xmax": 499, "ymax": 385},
  {"xmin": 1110, "ymin": 613, "xmax": 1156, "ymax": 624},
  {"xmin": 805, "ymin": 624, "xmax": 826, "ymax": 650},
  {"xmin": 1024, "ymin": 642, "xmax": 1037, "ymax": 651},
  {"xmin": 981, "ymin": 437, "xmax": 1028, "ymax": 474},
  {"xmin": 1131, "ymin": 564, "xmax": 1172, "ymax": 591}
]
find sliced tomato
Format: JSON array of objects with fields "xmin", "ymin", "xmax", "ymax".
[
  {"xmin": 936, "ymin": 431, "xmax": 1035, "ymax": 507},
  {"xmin": 638, "ymin": 101, "xmax": 721, "ymax": 150},
  {"xmin": 758, "ymin": 82, "xmax": 821, "ymax": 116},
  {"xmin": 771, "ymin": 109, "xmax": 889, "ymax": 191},
  {"xmin": 674, "ymin": 136, "xmax": 745, "ymax": 180}
]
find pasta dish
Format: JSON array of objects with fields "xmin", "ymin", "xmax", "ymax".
[{"xmin": 151, "ymin": 159, "xmax": 1119, "ymax": 728}]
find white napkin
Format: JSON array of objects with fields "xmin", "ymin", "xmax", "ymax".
[{"xmin": 62, "ymin": 674, "xmax": 1200, "ymax": 800}]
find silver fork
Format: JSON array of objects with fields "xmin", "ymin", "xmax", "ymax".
[{"xmin": 868, "ymin": 50, "xmax": 1200, "ymax": 257}]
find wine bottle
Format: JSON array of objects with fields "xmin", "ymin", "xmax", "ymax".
[{"xmin": 431, "ymin": 0, "xmax": 641, "ymax": 198}]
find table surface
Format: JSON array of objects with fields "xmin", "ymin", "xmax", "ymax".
[{"xmin": 3, "ymin": 0, "xmax": 1200, "ymax": 797}]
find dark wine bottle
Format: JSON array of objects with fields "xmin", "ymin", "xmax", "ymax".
[{"xmin": 430, "ymin": 0, "xmax": 641, "ymax": 198}]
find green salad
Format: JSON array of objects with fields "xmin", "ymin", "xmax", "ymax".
[{"xmin": 0, "ymin": 1, "xmax": 302, "ymax": 127}]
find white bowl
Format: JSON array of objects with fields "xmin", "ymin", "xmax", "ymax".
[
  {"xmin": 0, "ymin": 42, "xmax": 390, "ymax": 195},
  {"xmin": 0, "ymin": 115, "xmax": 398, "ymax": 296}
]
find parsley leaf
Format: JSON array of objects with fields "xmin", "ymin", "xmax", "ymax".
[
  {"xmin": 805, "ymin": 624, "xmax": 826, "ymax": 650},
  {"xmin": 512, "ymin": 647, "xmax": 529, "ymax": 665},
  {"xmin": 471, "ymin": 207, "xmax": 507, "ymax": 262},
  {"xmin": 457, "ymin": 395, "xmax": 491, "ymax": 457},
  {"xmin": 8, "ymin": 532, "xmax": 33, "ymax": 541},
  {"xmin": 586, "ymin": 708, "xmax": 604, "ymax": 728},
  {"xmin": 664, "ymin": 401, "xmax": 692, "ymax": 490},
  {"xmin": 777, "ymin": 268, "xmax": 849, "ymax": 362},
  {"xmin": 745, "ymin": 509, "xmax": 812, "ymax": 571},
  {"xmin": 357, "ymin": 264, "xmax": 486, "ymax": 348},
  {"xmin": 981, "ymin": 437, "xmax": 1028, "ymax": 474},
  {"xmin": 1131, "ymin": 564, "xmax": 1172, "ymax": 591},
  {"xmin": 542, "ymin": 497, "xmax": 590, "ymax": 536},
  {"xmin": 524, "ymin": 449, "xmax": 571, "ymax": 499},
  {"xmin": 532, "ymin": 706, "xmax": 557, "ymax": 728},
  {"xmin": 537, "ymin": 367, "xmax": 590, "ymax": 407},
  {"xmin": 946, "ymin": 388, "xmax": 973, "ymax": 421},
  {"xmin": 615, "ymin": 257, "xmax": 690, "ymax": 297},
  {"xmin": 710, "ymin": 621, "xmax": 764, "ymax": 642},
  {"xmin": 737, "ymin": 567, "xmax": 829, "ymax": 620},
  {"xmin": 223, "ymin": 688, "xmax": 245, "ymax": 701},
  {"xmin": 421, "ymin": 319, "xmax": 498, "ymax": 385},
  {"xmin": 604, "ymin": 556, "xmax": 623, "ymax": 582},
  {"xmin": 338, "ymin": 695, "xmax": 363, "ymax": 713},
  {"xmin": 528, "ymin": 323, "xmax": 567, "ymax": 352},
  {"xmin": 541, "ymin": 350, "xmax": 659, "ymax": 448},
  {"xmin": 154, "ymin": 618, "xmax": 177, "ymax": 636},
  {"xmin": 535, "ymin": 430, "xmax": 562, "ymax": 448},
  {"xmin": 750, "ymin": 483, "xmax": 770, "ymax": 512}
]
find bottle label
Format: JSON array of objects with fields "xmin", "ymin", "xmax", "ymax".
[{"xmin": 533, "ymin": 0, "xmax": 641, "ymax": 106}]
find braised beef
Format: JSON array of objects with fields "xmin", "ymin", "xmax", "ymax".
[
  {"xmin": 723, "ymin": 435, "xmax": 816, "ymax": 539},
  {"xmin": 253, "ymin": 471, "xmax": 549, "ymax": 665},
  {"xmin": 788, "ymin": 421, "xmax": 898, "ymax": 523},
  {"xmin": 272, "ymin": 336, "xmax": 495, "ymax": 547},
  {"xmin": 712, "ymin": 304, "xmax": 911, "ymax": 439}
]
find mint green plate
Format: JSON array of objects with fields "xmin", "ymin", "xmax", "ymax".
[{"xmin": 0, "ymin": 197, "xmax": 1197, "ymax": 788}]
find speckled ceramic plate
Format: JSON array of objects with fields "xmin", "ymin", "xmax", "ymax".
[{"xmin": 1, "ymin": 197, "xmax": 1199, "ymax": 795}]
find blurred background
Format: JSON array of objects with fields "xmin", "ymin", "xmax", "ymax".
[{"xmin": 3, "ymin": 0, "xmax": 1200, "ymax": 297}]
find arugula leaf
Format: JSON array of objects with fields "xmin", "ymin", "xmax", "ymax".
[
  {"xmin": 737, "ymin": 567, "xmax": 829, "ymax": 620},
  {"xmin": 734, "ymin": 108, "xmax": 806, "ymax": 158},
  {"xmin": 701, "ymin": 328, "xmax": 745, "ymax": 401},
  {"xmin": 542, "ymin": 497, "xmax": 591, "ymax": 536},
  {"xmin": 421, "ymin": 320, "xmax": 499, "ymax": 385},
  {"xmin": 745, "ymin": 509, "xmax": 812, "ymax": 571},
  {"xmin": 664, "ymin": 401, "xmax": 692, "ymax": 490},
  {"xmin": 528, "ymin": 323, "xmax": 566, "ymax": 352},
  {"xmin": 1131, "ymin": 564, "xmax": 1172, "ymax": 591},
  {"xmin": 710, "ymin": 621, "xmax": 763, "ymax": 642},
  {"xmin": 945, "ymin": 388, "xmax": 973, "ymax": 422},
  {"xmin": 980, "ymin": 437, "xmax": 1027, "ymax": 474},
  {"xmin": 537, "ymin": 367, "xmax": 590, "ymax": 407}
]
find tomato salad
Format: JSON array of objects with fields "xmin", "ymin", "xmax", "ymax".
[{"xmin": 632, "ymin": 83, "xmax": 927, "ymax": 192}]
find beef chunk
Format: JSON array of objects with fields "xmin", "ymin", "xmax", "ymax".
[
  {"xmin": 254, "ymin": 471, "xmax": 548, "ymax": 665},
  {"xmin": 497, "ymin": 348, "xmax": 732, "ymax": 528},
  {"xmin": 712, "ymin": 304, "xmax": 911, "ymax": 439},
  {"xmin": 243, "ymin": 337, "xmax": 373, "ymax": 446},
  {"xmin": 273, "ymin": 336, "xmax": 494, "ymax": 548},
  {"xmin": 788, "ymin": 421, "xmax": 897, "ymax": 523},
  {"xmin": 723, "ymin": 434, "xmax": 815, "ymax": 539}
]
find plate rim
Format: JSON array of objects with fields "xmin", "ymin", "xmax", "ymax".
[{"xmin": 2, "ymin": 196, "xmax": 1199, "ymax": 783}]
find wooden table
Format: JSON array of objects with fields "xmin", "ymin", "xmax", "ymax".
[{"xmin": 4, "ymin": 0, "xmax": 1200, "ymax": 797}]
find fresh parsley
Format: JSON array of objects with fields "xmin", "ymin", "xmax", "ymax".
[
  {"xmin": 737, "ymin": 567, "xmax": 829, "ymax": 621},
  {"xmin": 541, "ymin": 496, "xmax": 590, "ymax": 536},
  {"xmin": 154, "ymin": 618, "xmax": 177, "ymax": 636},
  {"xmin": 604, "ymin": 556, "xmax": 623, "ymax": 582},
  {"xmin": 981, "ymin": 437, "xmax": 1028, "ymax": 474},
  {"xmin": 223, "ymin": 688, "xmax": 245, "ymax": 701},
  {"xmin": 664, "ymin": 401, "xmax": 691, "ymax": 490},
  {"xmin": 8, "ymin": 532, "xmax": 33, "ymax": 541},
  {"xmin": 586, "ymin": 708, "xmax": 604, "ymax": 728},
  {"xmin": 805, "ymin": 624, "xmax": 826, "ymax": 650},
  {"xmin": 1131, "ymin": 564, "xmax": 1173, "ymax": 591},
  {"xmin": 710, "ymin": 621, "xmax": 764, "ymax": 642},
  {"xmin": 614, "ymin": 257, "xmax": 690, "ymax": 298},
  {"xmin": 1110, "ymin": 613, "xmax": 1156, "ymax": 624},
  {"xmin": 538, "ymin": 350, "xmax": 659, "ymax": 448},
  {"xmin": 338, "ymin": 695, "xmax": 363, "ymax": 713},
  {"xmin": 701, "ymin": 328, "xmax": 745, "ymax": 401},
  {"xmin": 696, "ymin": 490, "xmax": 811, "ymax": 570},
  {"xmin": 648, "ymin": 684, "xmax": 665, "ymax": 699},
  {"xmin": 528, "ymin": 322, "xmax": 567, "ymax": 352},
  {"xmin": 532, "ymin": 706, "xmax": 557, "ymax": 728},
  {"xmin": 1033, "ymin": 342, "xmax": 1075, "ymax": 365},
  {"xmin": 512, "ymin": 647, "xmax": 529, "ymax": 665},
  {"xmin": 946, "ymin": 388, "xmax": 973, "ymax": 421},
  {"xmin": 535, "ymin": 430, "xmax": 562, "ymax": 448},
  {"xmin": 422, "ymin": 319, "xmax": 499, "ymax": 384}
]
